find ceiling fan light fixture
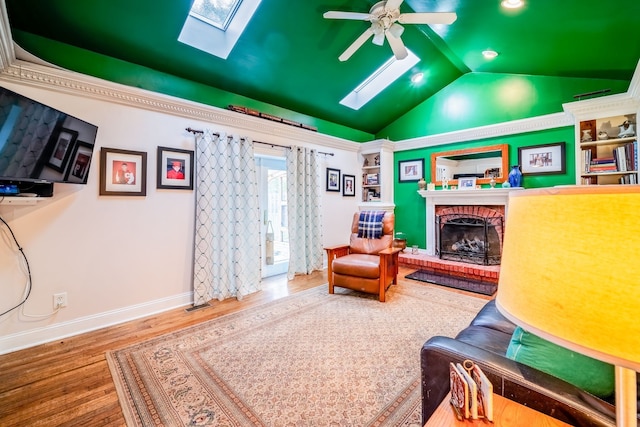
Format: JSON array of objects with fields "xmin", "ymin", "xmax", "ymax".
[
  {"xmin": 373, "ymin": 28, "xmax": 385, "ymax": 46},
  {"xmin": 501, "ymin": 0, "xmax": 523, "ymax": 9},
  {"xmin": 388, "ymin": 23, "xmax": 404, "ymax": 38},
  {"xmin": 411, "ymin": 72, "xmax": 424, "ymax": 84},
  {"xmin": 482, "ymin": 49, "xmax": 499, "ymax": 59}
]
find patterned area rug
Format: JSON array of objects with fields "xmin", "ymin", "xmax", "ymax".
[{"xmin": 107, "ymin": 282, "xmax": 486, "ymax": 426}]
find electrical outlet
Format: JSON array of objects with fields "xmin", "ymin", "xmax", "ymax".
[{"xmin": 53, "ymin": 292, "xmax": 67, "ymax": 309}]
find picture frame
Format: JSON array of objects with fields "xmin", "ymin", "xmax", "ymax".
[
  {"xmin": 47, "ymin": 128, "xmax": 78, "ymax": 172},
  {"xmin": 458, "ymin": 177, "xmax": 477, "ymax": 189},
  {"xmin": 398, "ymin": 158, "xmax": 424, "ymax": 182},
  {"xmin": 63, "ymin": 141, "xmax": 93, "ymax": 184},
  {"xmin": 518, "ymin": 142, "xmax": 566, "ymax": 175},
  {"xmin": 326, "ymin": 168, "xmax": 340, "ymax": 192},
  {"xmin": 342, "ymin": 174, "xmax": 355, "ymax": 197},
  {"xmin": 99, "ymin": 147, "xmax": 147, "ymax": 196},
  {"xmin": 157, "ymin": 146, "xmax": 194, "ymax": 190}
]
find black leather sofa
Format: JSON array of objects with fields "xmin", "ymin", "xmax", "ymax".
[{"xmin": 421, "ymin": 299, "xmax": 625, "ymax": 426}]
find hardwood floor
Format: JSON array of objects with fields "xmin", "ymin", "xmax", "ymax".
[{"xmin": 0, "ymin": 267, "xmax": 484, "ymax": 426}]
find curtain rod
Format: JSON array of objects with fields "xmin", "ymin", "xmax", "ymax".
[{"xmin": 185, "ymin": 127, "xmax": 334, "ymax": 156}]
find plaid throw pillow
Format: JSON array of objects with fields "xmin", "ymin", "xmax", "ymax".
[{"xmin": 357, "ymin": 210, "xmax": 385, "ymax": 239}]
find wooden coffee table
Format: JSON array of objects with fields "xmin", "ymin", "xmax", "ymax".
[{"xmin": 424, "ymin": 392, "xmax": 573, "ymax": 426}]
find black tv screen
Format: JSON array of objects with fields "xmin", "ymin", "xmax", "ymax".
[{"xmin": 0, "ymin": 86, "xmax": 98, "ymax": 185}]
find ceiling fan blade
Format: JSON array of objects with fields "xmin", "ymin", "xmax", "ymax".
[
  {"xmin": 398, "ymin": 12, "xmax": 457, "ymax": 25},
  {"xmin": 385, "ymin": 0, "xmax": 405, "ymax": 11},
  {"xmin": 385, "ymin": 30, "xmax": 408, "ymax": 60},
  {"xmin": 339, "ymin": 28, "xmax": 374, "ymax": 62},
  {"xmin": 323, "ymin": 11, "xmax": 372, "ymax": 20}
]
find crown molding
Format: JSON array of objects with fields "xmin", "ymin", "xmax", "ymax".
[
  {"xmin": 0, "ymin": 0, "xmax": 14, "ymax": 71},
  {"xmin": 0, "ymin": 60, "xmax": 361, "ymax": 153},
  {"xmin": 393, "ymin": 112, "xmax": 573, "ymax": 152}
]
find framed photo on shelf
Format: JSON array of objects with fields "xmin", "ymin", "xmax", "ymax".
[
  {"xmin": 458, "ymin": 177, "xmax": 477, "ymax": 189},
  {"xmin": 47, "ymin": 128, "xmax": 78, "ymax": 172},
  {"xmin": 365, "ymin": 173, "xmax": 379, "ymax": 185},
  {"xmin": 99, "ymin": 147, "xmax": 147, "ymax": 196},
  {"xmin": 342, "ymin": 174, "xmax": 355, "ymax": 197},
  {"xmin": 157, "ymin": 146, "xmax": 194, "ymax": 190},
  {"xmin": 326, "ymin": 168, "xmax": 340, "ymax": 192},
  {"xmin": 398, "ymin": 158, "xmax": 424, "ymax": 182},
  {"xmin": 63, "ymin": 141, "xmax": 93, "ymax": 184},
  {"xmin": 518, "ymin": 142, "xmax": 566, "ymax": 175}
]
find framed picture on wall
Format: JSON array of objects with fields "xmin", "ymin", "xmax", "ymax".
[
  {"xmin": 398, "ymin": 158, "xmax": 424, "ymax": 182},
  {"xmin": 99, "ymin": 147, "xmax": 147, "ymax": 196},
  {"xmin": 342, "ymin": 174, "xmax": 355, "ymax": 196},
  {"xmin": 47, "ymin": 128, "xmax": 78, "ymax": 172},
  {"xmin": 157, "ymin": 146, "xmax": 194, "ymax": 190},
  {"xmin": 326, "ymin": 168, "xmax": 340, "ymax": 192},
  {"xmin": 518, "ymin": 142, "xmax": 566, "ymax": 175}
]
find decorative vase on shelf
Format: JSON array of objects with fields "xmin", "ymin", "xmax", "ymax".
[
  {"xmin": 418, "ymin": 178, "xmax": 427, "ymax": 190},
  {"xmin": 508, "ymin": 165, "xmax": 522, "ymax": 188},
  {"xmin": 489, "ymin": 177, "xmax": 496, "ymax": 188}
]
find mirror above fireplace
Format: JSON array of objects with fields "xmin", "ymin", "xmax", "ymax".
[{"xmin": 430, "ymin": 144, "xmax": 509, "ymax": 186}]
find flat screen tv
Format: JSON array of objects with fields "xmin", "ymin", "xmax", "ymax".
[{"xmin": 0, "ymin": 86, "xmax": 98, "ymax": 186}]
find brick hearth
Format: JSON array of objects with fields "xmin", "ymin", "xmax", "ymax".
[{"xmin": 399, "ymin": 251, "xmax": 500, "ymax": 284}]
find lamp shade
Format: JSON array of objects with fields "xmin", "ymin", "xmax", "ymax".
[{"xmin": 496, "ymin": 186, "xmax": 640, "ymax": 371}]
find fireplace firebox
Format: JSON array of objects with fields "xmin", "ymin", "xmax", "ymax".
[{"xmin": 436, "ymin": 206, "xmax": 504, "ymax": 265}]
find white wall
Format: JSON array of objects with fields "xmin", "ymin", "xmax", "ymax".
[{"xmin": 0, "ymin": 75, "xmax": 362, "ymax": 354}]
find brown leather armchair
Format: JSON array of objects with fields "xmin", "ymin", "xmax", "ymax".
[{"xmin": 325, "ymin": 211, "xmax": 401, "ymax": 302}]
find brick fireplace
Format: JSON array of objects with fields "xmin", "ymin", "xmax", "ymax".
[
  {"xmin": 399, "ymin": 188, "xmax": 522, "ymax": 283},
  {"xmin": 436, "ymin": 205, "xmax": 504, "ymax": 265}
]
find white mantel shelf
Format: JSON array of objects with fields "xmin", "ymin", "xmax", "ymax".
[
  {"xmin": 418, "ymin": 187, "xmax": 523, "ymax": 256},
  {"xmin": 418, "ymin": 187, "xmax": 523, "ymax": 204}
]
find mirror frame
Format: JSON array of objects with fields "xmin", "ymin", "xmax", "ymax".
[{"xmin": 430, "ymin": 144, "xmax": 509, "ymax": 187}]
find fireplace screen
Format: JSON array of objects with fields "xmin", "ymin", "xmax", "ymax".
[{"xmin": 436, "ymin": 213, "xmax": 503, "ymax": 265}]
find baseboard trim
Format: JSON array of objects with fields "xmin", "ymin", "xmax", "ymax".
[{"xmin": 0, "ymin": 292, "xmax": 193, "ymax": 355}]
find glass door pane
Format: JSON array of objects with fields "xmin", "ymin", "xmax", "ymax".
[{"xmin": 256, "ymin": 156, "xmax": 289, "ymax": 277}]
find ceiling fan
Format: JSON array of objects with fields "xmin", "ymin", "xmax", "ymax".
[{"xmin": 323, "ymin": 0, "xmax": 456, "ymax": 61}]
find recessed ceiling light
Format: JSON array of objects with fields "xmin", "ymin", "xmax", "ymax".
[
  {"xmin": 501, "ymin": 0, "xmax": 523, "ymax": 8},
  {"xmin": 482, "ymin": 50, "xmax": 499, "ymax": 59},
  {"xmin": 411, "ymin": 72, "xmax": 424, "ymax": 84}
]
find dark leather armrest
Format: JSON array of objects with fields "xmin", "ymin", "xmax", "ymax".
[{"xmin": 421, "ymin": 336, "xmax": 616, "ymax": 427}]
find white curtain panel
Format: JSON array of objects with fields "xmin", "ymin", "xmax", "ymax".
[
  {"xmin": 192, "ymin": 131, "xmax": 261, "ymax": 305},
  {"xmin": 286, "ymin": 147, "xmax": 323, "ymax": 279}
]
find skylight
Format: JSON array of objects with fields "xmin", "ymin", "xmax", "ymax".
[
  {"xmin": 190, "ymin": 0, "xmax": 242, "ymax": 31},
  {"xmin": 178, "ymin": 0, "xmax": 261, "ymax": 60},
  {"xmin": 340, "ymin": 50, "xmax": 420, "ymax": 110}
]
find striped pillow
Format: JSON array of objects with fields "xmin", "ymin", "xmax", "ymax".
[{"xmin": 357, "ymin": 211, "xmax": 385, "ymax": 239}]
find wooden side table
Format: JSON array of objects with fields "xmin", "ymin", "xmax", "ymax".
[{"xmin": 424, "ymin": 393, "xmax": 573, "ymax": 426}]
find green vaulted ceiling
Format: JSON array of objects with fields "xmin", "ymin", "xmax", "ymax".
[{"xmin": 4, "ymin": 0, "xmax": 640, "ymax": 139}]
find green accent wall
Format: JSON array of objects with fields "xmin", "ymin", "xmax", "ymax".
[
  {"xmin": 383, "ymin": 71, "xmax": 630, "ymax": 248},
  {"xmin": 392, "ymin": 126, "xmax": 575, "ymax": 248},
  {"xmin": 12, "ymin": 31, "xmax": 375, "ymax": 143},
  {"xmin": 376, "ymin": 73, "xmax": 629, "ymax": 140}
]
